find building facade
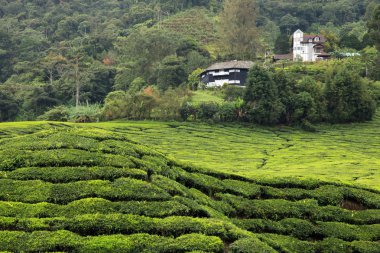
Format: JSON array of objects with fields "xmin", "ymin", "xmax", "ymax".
[
  {"xmin": 293, "ymin": 29, "xmax": 330, "ymax": 62},
  {"xmin": 200, "ymin": 60, "xmax": 254, "ymax": 88}
]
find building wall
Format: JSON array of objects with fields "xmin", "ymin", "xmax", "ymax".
[
  {"xmin": 201, "ymin": 69, "xmax": 249, "ymax": 87},
  {"xmin": 293, "ymin": 30, "xmax": 323, "ymax": 62}
]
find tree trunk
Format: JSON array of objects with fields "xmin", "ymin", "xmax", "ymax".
[{"xmin": 75, "ymin": 58, "xmax": 80, "ymax": 107}]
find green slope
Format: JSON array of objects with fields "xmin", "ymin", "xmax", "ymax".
[
  {"xmin": 89, "ymin": 113, "xmax": 380, "ymax": 190},
  {"xmin": 1, "ymin": 113, "xmax": 380, "ymax": 190},
  {"xmin": 0, "ymin": 127, "xmax": 379, "ymax": 252}
]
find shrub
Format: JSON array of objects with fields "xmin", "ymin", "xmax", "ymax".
[
  {"xmin": 311, "ymin": 185, "xmax": 345, "ymax": 206},
  {"xmin": 257, "ymin": 233, "xmax": 316, "ymax": 253},
  {"xmin": 7, "ymin": 167, "xmax": 147, "ymax": 183},
  {"xmin": 316, "ymin": 237, "xmax": 352, "ymax": 253},
  {"xmin": 118, "ymin": 200, "xmax": 191, "ymax": 217},
  {"xmin": 49, "ymin": 178, "xmax": 171, "ymax": 204},
  {"xmin": 177, "ymin": 171, "xmax": 225, "ymax": 195},
  {"xmin": 229, "ymin": 237, "xmax": 277, "ymax": 253},
  {"xmin": 37, "ymin": 105, "xmax": 70, "ymax": 121},
  {"xmin": 350, "ymin": 241, "xmax": 380, "ymax": 253},
  {"xmin": 280, "ymin": 218, "xmax": 317, "ymax": 240},
  {"xmin": 68, "ymin": 104, "xmax": 102, "ymax": 123},
  {"xmin": 189, "ymin": 188, "xmax": 235, "ymax": 217},
  {"xmin": 222, "ymin": 180, "xmax": 261, "ymax": 198},
  {"xmin": 317, "ymin": 222, "xmax": 380, "ymax": 241},
  {"xmin": 198, "ymin": 102, "xmax": 219, "ymax": 120},
  {"xmin": 0, "ymin": 230, "xmax": 81, "ymax": 252},
  {"xmin": 166, "ymin": 233, "xmax": 224, "ymax": 253},
  {"xmin": 0, "ymin": 179, "xmax": 51, "ymax": 203}
]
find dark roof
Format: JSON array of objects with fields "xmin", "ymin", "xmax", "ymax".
[
  {"xmin": 317, "ymin": 52, "xmax": 331, "ymax": 58},
  {"xmin": 301, "ymin": 34, "xmax": 326, "ymax": 43},
  {"xmin": 204, "ymin": 60, "xmax": 254, "ymax": 72},
  {"xmin": 273, "ymin": 54, "xmax": 292, "ymax": 60}
]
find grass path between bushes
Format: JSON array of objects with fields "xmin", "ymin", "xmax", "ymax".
[{"xmin": 1, "ymin": 113, "xmax": 379, "ymax": 190}]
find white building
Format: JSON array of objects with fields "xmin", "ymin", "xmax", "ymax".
[{"xmin": 293, "ymin": 29, "xmax": 330, "ymax": 62}]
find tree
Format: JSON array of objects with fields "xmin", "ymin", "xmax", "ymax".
[
  {"xmin": 367, "ymin": 4, "xmax": 380, "ymax": 51},
  {"xmin": 340, "ymin": 34, "xmax": 362, "ymax": 50},
  {"xmin": 187, "ymin": 68, "xmax": 204, "ymax": 90},
  {"xmin": 156, "ymin": 55, "xmax": 186, "ymax": 91},
  {"xmin": 40, "ymin": 52, "xmax": 67, "ymax": 86},
  {"xmin": 324, "ymin": 65, "xmax": 376, "ymax": 122},
  {"xmin": 244, "ymin": 66, "xmax": 284, "ymax": 125},
  {"xmin": 157, "ymin": 87, "xmax": 188, "ymax": 120},
  {"xmin": 274, "ymin": 70, "xmax": 297, "ymax": 124},
  {"xmin": 0, "ymin": 90, "xmax": 19, "ymax": 122},
  {"xmin": 274, "ymin": 33, "xmax": 291, "ymax": 54},
  {"xmin": 320, "ymin": 30, "xmax": 339, "ymax": 52},
  {"xmin": 367, "ymin": 4, "xmax": 380, "ymax": 81},
  {"xmin": 102, "ymin": 91, "xmax": 131, "ymax": 120},
  {"xmin": 219, "ymin": 0, "xmax": 260, "ymax": 59},
  {"xmin": 279, "ymin": 14, "xmax": 300, "ymax": 34}
]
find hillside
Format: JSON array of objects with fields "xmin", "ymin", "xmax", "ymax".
[
  {"xmin": 1, "ymin": 0, "xmax": 379, "ymax": 121},
  {"xmin": 0, "ymin": 126, "xmax": 379, "ymax": 252},
  {"xmin": 92, "ymin": 112, "xmax": 380, "ymax": 190}
]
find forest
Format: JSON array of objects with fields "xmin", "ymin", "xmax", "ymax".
[{"xmin": 0, "ymin": 0, "xmax": 379, "ymax": 126}]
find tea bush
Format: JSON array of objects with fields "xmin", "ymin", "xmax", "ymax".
[{"xmin": 0, "ymin": 127, "xmax": 379, "ymax": 252}]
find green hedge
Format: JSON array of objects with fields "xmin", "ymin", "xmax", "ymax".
[
  {"xmin": 0, "ymin": 214, "xmax": 234, "ymax": 239},
  {"xmin": 49, "ymin": 178, "xmax": 171, "ymax": 204},
  {"xmin": 0, "ymin": 198, "xmax": 190, "ymax": 218},
  {"xmin": 152, "ymin": 175, "xmax": 193, "ymax": 197},
  {"xmin": 0, "ymin": 180, "xmax": 51, "ymax": 203},
  {"xmin": 222, "ymin": 180, "xmax": 262, "ymax": 199},
  {"xmin": 0, "ymin": 149, "xmax": 135, "ymax": 171},
  {"xmin": 4, "ymin": 167, "xmax": 146, "ymax": 183},
  {"xmin": 0, "ymin": 231, "xmax": 224, "ymax": 252},
  {"xmin": 0, "ymin": 230, "xmax": 81, "ymax": 252},
  {"xmin": 218, "ymin": 193, "xmax": 380, "ymax": 224},
  {"xmin": 234, "ymin": 218, "xmax": 380, "ymax": 242},
  {"xmin": 344, "ymin": 188, "xmax": 380, "ymax": 209},
  {"xmin": 0, "ymin": 178, "xmax": 171, "ymax": 204},
  {"xmin": 177, "ymin": 171, "xmax": 225, "ymax": 195},
  {"xmin": 317, "ymin": 222, "xmax": 380, "ymax": 241},
  {"xmin": 258, "ymin": 233, "xmax": 316, "ymax": 253},
  {"xmin": 189, "ymin": 188, "xmax": 235, "ymax": 217},
  {"xmin": 228, "ymin": 237, "xmax": 277, "ymax": 253}
]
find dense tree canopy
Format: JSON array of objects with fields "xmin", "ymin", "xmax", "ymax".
[{"xmin": 0, "ymin": 0, "xmax": 378, "ymax": 122}]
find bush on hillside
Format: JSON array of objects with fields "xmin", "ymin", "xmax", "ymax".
[{"xmin": 37, "ymin": 106, "xmax": 70, "ymax": 122}]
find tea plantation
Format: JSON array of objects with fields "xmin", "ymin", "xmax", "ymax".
[
  {"xmin": 90, "ymin": 113, "xmax": 380, "ymax": 190},
  {"xmin": 0, "ymin": 126, "xmax": 379, "ymax": 252}
]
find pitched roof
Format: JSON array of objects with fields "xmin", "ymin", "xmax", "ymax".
[
  {"xmin": 204, "ymin": 60, "xmax": 254, "ymax": 72},
  {"xmin": 301, "ymin": 34, "xmax": 326, "ymax": 43},
  {"xmin": 273, "ymin": 54, "xmax": 292, "ymax": 60}
]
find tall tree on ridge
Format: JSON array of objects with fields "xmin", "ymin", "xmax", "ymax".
[{"xmin": 219, "ymin": 0, "xmax": 260, "ymax": 60}]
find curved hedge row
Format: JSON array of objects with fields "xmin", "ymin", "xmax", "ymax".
[
  {"xmin": 0, "ymin": 178, "xmax": 171, "ymax": 204},
  {"xmin": 0, "ymin": 231, "xmax": 225, "ymax": 253},
  {"xmin": 234, "ymin": 218, "xmax": 380, "ymax": 241},
  {"xmin": 0, "ymin": 198, "xmax": 191, "ymax": 218}
]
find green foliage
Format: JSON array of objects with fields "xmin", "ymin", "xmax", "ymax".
[
  {"xmin": 229, "ymin": 237, "xmax": 277, "ymax": 253},
  {"xmin": 157, "ymin": 55, "xmax": 187, "ymax": 90},
  {"xmin": 244, "ymin": 66, "xmax": 284, "ymax": 125},
  {"xmin": 0, "ymin": 122, "xmax": 379, "ymax": 252},
  {"xmin": 0, "ymin": 90, "xmax": 19, "ymax": 122},
  {"xmin": 37, "ymin": 105, "xmax": 70, "ymax": 122},
  {"xmin": 325, "ymin": 64, "xmax": 377, "ymax": 122},
  {"xmin": 188, "ymin": 68, "xmax": 204, "ymax": 90},
  {"xmin": 219, "ymin": 0, "xmax": 260, "ymax": 59}
]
